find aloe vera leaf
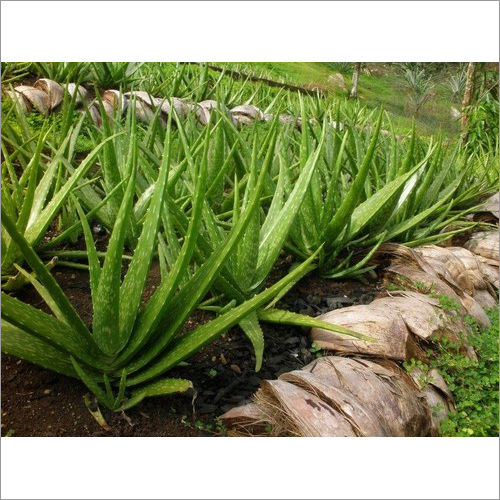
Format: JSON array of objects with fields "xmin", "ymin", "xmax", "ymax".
[
  {"xmin": 23, "ymin": 133, "xmax": 122, "ymax": 249},
  {"xmin": 254, "ymin": 124, "xmax": 325, "ymax": 288},
  {"xmin": 16, "ymin": 126, "xmax": 51, "ymax": 234},
  {"xmin": 120, "ymin": 378, "xmax": 193, "ymax": 411},
  {"xmin": 382, "ymin": 176, "xmax": 464, "ymax": 241},
  {"xmin": 75, "ymin": 201, "xmax": 101, "ymax": 299},
  {"xmin": 112, "ymin": 137, "xmax": 208, "ymax": 367},
  {"xmin": 1, "ymin": 319, "xmax": 77, "ymax": 378},
  {"xmin": 13, "ymin": 264, "xmax": 67, "ymax": 322},
  {"xmin": 117, "ymin": 116, "xmax": 174, "ymax": 348},
  {"xmin": 239, "ymin": 311, "xmax": 264, "ymax": 371},
  {"xmin": 71, "ymin": 357, "xmax": 112, "ymax": 409},
  {"xmin": 348, "ymin": 146, "xmax": 436, "ymax": 239},
  {"xmin": 257, "ymin": 308, "xmax": 372, "ymax": 342},
  {"xmin": 1, "ymin": 292, "xmax": 105, "ymax": 369},
  {"xmin": 40, "ymin": 178, "xmax": 127, "ymax": 251},
  {"xmin": 92, "ymin": 155, "xmax": 137, "ymax": 356}
]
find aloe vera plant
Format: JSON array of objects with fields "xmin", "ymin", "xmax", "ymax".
[
  {"xmin": 1, "ymin": 113, "xmax": 119, "ymax": 286},
  {"xmin": 175, "ymin": 114, "xmax": 369, "ymax": 370},
  {"xmin": 30, "ymin": 62, "xmax": 92, "ymax": 84},
  {"xmin": 0, "ymin": 115, "xmax": 331, "ymax": 411}
]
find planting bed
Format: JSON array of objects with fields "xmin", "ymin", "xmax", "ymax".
[
  {"xmin": 1, "ymin": 63, "xmax": 498, "ymax": 439},
  {"xmin": 1, "ymin": 263, "xmax": 384, "ymax": 436}
]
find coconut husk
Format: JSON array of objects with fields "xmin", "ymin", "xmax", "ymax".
[
  {"xmin": 102, "ymin": 90, "xmax": 127, "ymax": 115},
  {"xmin": 448, "ymin": 247, "xmax": 492, "ymax": 291},
  {"xmin": 226, "ymin": 356, "xmax": 433, "ymax": 437},
  {"xmin": 472, "ymin": 288, "xmax": 498, "ymax": 309},
  {"xmin": 302, "ymin": 357, "xmax": 431, "ymax": 436},
  {"xmin": 387, "ymin": 261, "xmax": 490, "ymax": 327},
  {"xmin": 461, "ymin": 293, "xmax": 491, "ymax": 328},
  {"xmin": 219, "ymin": 402, "xmax": 270, "ymax": 434},
  {"xmin": 476, "ymin": 261, "xmax": 499, "ymax": 289},
  {"xmin": 101, "ymin": 100, "xmax": 115, "ymax": 118},
  {"xmin": 310, "ymin": 303, "xmax": 424, "ymax": 361},
  {"xmin": 153, "ymin": 97, "xmax": 193, "ymax": 118},
  {"xmin": 230, "ymin": 104, "xmax": 264, "ymax": 125},
  {"xmin": 386, "ymin": 262, "xmax": 463, "ymax": 303},
  {"xmin": 5, "ymin": 90, "xmax": 31, "ymax": 112},
  {"xmin": 382, "ymin": 243, "xmax": 465, "ymax": 294},
  {"xmin": 34, "ymin": 78, "xmax": 63, "ymax": 110},
  {"xmin": 278, "ymin": 114, "xmax": 298, "ymax": 126},
  {"xmin": 66, "ymin": 83, "xmax": 88, "ymax": 105},
  {"xmin": 14, "ymin": 85, "xmax": 49, "ymax": 115},
  {"xmin": 134, "ymin": 100, "xmax": 155, "ymax": 123},
  {"xmin": 407, "ymin": 367, "xmax": 454, "ymax": 436},
  {"xmin": 464, "ymin": 231, "xmax": 499, "ymax": 262},
  {"xmin": 87, "ymin": 104, "xmax": 102, "ymax": 127},
  {"xmin": 370, "ymin": 292, "xmax": 447, "ymax": 340},
  {"xmin": 124, "ymin": 90, "xmax": 155, "ymax": 107},
  {"xmin": 254, "ymin": 379, "xmax": 358, "ymax": 436},
  {"xmin": 475, "ymin": 255, "xmax": 500, "ymax": 268},
  {"xmin": 480, "ymin": 192, "xmax": 499, "ymax": 219},
  {"xmin": 196, "ymin": 100, "xmax": 229, "ymax": 125},
  {"xmin": 279, "ymin": 369, "xmax": 387, "ymax": 436},
  {"xmin": 414, "ymin": 245, "xmax": 474, "ymax": 295}
]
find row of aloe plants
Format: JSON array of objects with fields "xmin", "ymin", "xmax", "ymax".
[{"xmin": 1, "ymin": 75, "xmax": 498, "ymax": 411}]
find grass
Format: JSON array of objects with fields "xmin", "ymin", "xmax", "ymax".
[{"xmin": 218, "ymin": 62, "xmax": 469, "ymax": 137}]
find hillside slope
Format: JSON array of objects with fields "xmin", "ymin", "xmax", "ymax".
[{"xmin": 219, "ymin": 62, "xmax": 495, "ymax": 137}]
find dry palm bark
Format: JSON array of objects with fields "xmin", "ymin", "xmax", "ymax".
[
  {"xmin": 482, "ymin": 192, "xmax": 499, "ymax": 219},
  {"xmin": 231, "ymin": 356, "xmax": 437, "ymax": 437},
  {"xmin": 221, "ymin": 231, "xmax": 498, "ymax": 437}
]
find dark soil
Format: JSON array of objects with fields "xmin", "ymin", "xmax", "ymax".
[{"xmin": 1, "ymin": 255, "xmax": 385, "ymax": 437}]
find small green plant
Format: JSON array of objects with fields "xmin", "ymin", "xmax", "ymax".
[
  {"xmin": 309, "ymin": 342, "xmax": 323, "ymax": 358},
  {"xmin": 403, "ymin": 358, "xmax": 432, "ymax": 386},
  {"xmin": 180, "ymin": 415, "xmax": 228, "ymax": 436},
  {"xmin": 404, "ymin": 308, "xmax": 498, "ymax": 437},
  {"xmin": 431, "ymin": 293, "xmax": 461, "ymax": 313},
  {"xmin": 414, "ymin": 281, "xmax": 437, "ymax": 294},
  {"xmin": 387, "ymin": 282, "xmax": 404, "ymax": 292},
  {"xmin": 429, "ymin": 308, "xmax": 498, "ymax": 436}
]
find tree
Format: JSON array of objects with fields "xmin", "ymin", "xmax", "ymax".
[
  {"xmin": 350, "ymin": 63, "xmax": 361, "ymax": 98},
  {"xmin": 460, "ymin": 62, "xmax": 477, "ymax": 145}
]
